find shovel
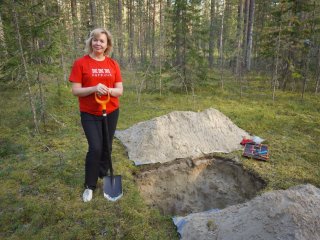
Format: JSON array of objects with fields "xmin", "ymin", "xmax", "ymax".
[{"xmin": 95, "ymin": 92, "xmax": 123, "ymax": 201}]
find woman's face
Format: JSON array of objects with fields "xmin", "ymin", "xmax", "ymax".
[{"xmin": 91, "ymin": 33, "xmax": 108, "ymax": 55}]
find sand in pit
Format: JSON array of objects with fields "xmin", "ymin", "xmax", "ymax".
[
  {"xmin": 115, "ymin": 108, "xmax": 250, "ymax": 165},
  {"xmin": 135, "ymin": 156, "xmax": 265, "ymax": 216}
]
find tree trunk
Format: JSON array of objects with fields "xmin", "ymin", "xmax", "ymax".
[
  {"xmin": 219, "ymin": 0, "xmax": 225, "ymax": 90},
  {"xmin": 254, "ymin": 0, "xmax": 267, "ymax": 70},
  {"xmin": 137, "ymin": 0, "xmax": 145, "ymax": 65},
  {"xmin": 246, "ymin": 0, "xmax": 254, "ymax": 71},
  {"xmin": 117, "ymin": 0, "xmax": 124, "ymax": 65},
  {"xmin": 12, "ymin": 1, "xmax": 39, "ymax": 133},
  {"xmin": 89, "ymin": 0, "xmax": 97, "ymax": 28},
  {"xmin": 235, "ymin": 0, "xmax": 244, "ymax": 98},
  {"xmin": 242, "ymin": 0, "xmax": 249, "ymax": 71},
  {"xmin": 37, "ymin": 71, "xmax": 46, "ymax": 125},
  {"xmin": 0, "ymin": 12, "xmax": 8, "ymax": 59},
  {"xmin": 310, "ymin": 1, "xmax": 319, "ymax": 94},
  {"xmin": 235, "ymin": 0, "xmax": 243, "ymax": 77},
  {"xmin": 272, "ymin": 6, "xmax": 282, "ymax": 102},
  {"xmin": 316, "ymin": 48, "xmax": 320, "ymax": 94},
  {"xmin": 280, "ymin": 55, "xmax": 291, "ymax": 91},
  {"xmin": 70, "ymin": 0, "xmax": 79, "ymax": 58},
  {"xmin": 208, "ymin": 0, "xmax": 216, "ymax": 68},
  {"xmin": 159, "ymin": 0, "xmax": 163, "ymax": 96},
  {"xmin": 301, "ymin": 50, "xmax": 310, "ymax": 100},
  {"xmin": 35, "ymin": 1, "xmax": 47, "ymax": 125},
  {"xmin": 145, "ymin": 0, "xmax": 150, "ymax": 65},
  {"xmin": 301, "ymin": 0, "xmax": 317, "ymax": 98},
  {"xmin": 56, "ymin": 0, "xmax": 68, "ymax": 84},
  {"xmin": 60, "ymin": 53, "xmax": 68, "ymax": 84},
  {"xmin": 128, "ymin": 0, "xmax": 135, "ymax": 65},
  {"xmin": 151, "ymin": 0, "xmax": 156, "ymax": 66},
  {"xmin": 175, "ymin": 1, "xmax": 182, "ymax": 66}
]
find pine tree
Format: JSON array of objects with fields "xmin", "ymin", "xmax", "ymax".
[{"xmin": 170, "ymin": 0, "xmax": 207, "ymax": 92}]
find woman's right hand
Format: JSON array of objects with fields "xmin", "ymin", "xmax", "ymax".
[{"xmin": 96, "ymin": 83, "xmax": 108, "ymax": 95}]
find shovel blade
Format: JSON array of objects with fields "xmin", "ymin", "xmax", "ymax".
[{"xmin": 103, "ymin": 175, "xmax": 123, "ymax": 201}]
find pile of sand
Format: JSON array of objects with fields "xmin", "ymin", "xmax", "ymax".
[
  {"xmin": 115, "ymin": 108, "xmax": 249, "ymax": 165},
  {"xmin": 173, "ymin": 184, "xmax": 320, "ymax": 240},
  {"xmin": 116, "ymin": 108, "xmax": 320, "ymax": 239}
]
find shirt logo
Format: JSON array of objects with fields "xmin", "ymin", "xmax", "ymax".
[{"xmin": 92, "ymin": 68, "xmax": 112, "ymax": 77}]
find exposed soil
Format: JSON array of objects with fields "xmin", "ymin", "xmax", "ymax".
[
  {"xmin": 116, "ymin": 108, "xmax": 249, "ymax": 165},
  {"xmin": 135, "ymin": 156, "xmax": 265, "ymax": 216},
  {"xmin": 117, "ymin": 108, "xmax": 320, "ymax": 239},
  {"xmin": 173, "ymin": 184, "xmax": 320, "ymax": 240}
]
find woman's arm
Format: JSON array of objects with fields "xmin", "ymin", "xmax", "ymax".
[
  {"xmin": 71, "ymin": 82, "xmax": 123, "ymax": 97},
  {"xmin": 109, "ymin": 82, "xmax": 123, "ymax": 97},
  {"xmin": 71, "ymin": 83, "xmax": 97, "ymax": 97},
  {"xmin": 72, "ymin": 82, "xmax": 111, "ymax": 97}
]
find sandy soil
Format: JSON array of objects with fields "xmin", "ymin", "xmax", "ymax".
[
  {"xmin": 115, "ymin": 108, "xmax": 249, "ymax": 165},
  {"xmin": 173, "ymin": 184, "xmax": 320, "ymax": 240},
  {"xmin": 136, "ymin": 156, "xmax": 265, "ymax": 216},
  {"xmin": 116, "ymin": 108, "xmax": 320, "ymax": 239}
]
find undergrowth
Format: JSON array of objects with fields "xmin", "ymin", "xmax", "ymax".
[{"xmin": 0, "ymin": 69, "xmax": 319, "ymax": 239}]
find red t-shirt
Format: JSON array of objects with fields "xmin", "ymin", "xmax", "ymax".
[{"xmin": 69, "ymin": 55, "xmax": 122, "ymax": 115}]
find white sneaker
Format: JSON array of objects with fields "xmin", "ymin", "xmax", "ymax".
[{"xmin": 82, "ymin": 189, "xmax": 93, "ymax": 202}]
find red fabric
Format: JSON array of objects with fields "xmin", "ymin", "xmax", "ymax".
[
  {"xmin": 240, "ymin": 138, "xmax": 254, "ymax": 145},
  {"xmin": 69, "ymin": 55, "xmax": 122, "ymax": 115}
]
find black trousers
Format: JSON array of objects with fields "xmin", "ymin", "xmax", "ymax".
[{"xmin": 81, "ymin": 109, "xmax": 119, "ymax": 190}]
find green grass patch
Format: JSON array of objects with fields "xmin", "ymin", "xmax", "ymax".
[{"xmin": 0, "ymin": 69, "xmax": 319, "ymax": 239}]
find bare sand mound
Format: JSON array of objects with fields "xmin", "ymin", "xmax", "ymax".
[
  {"xmin": 173, "ymin": 184, "xmax": 320, "ymax": 240},
  {"xmin": 115, "ymin": 108, "xmax": 249, "ymax": 165}
]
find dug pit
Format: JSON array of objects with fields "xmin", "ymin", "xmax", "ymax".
[{"xmin": 135, "ymin": 156, "xmax": 265, "ymax": 216}]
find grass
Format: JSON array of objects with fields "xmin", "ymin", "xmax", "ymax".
[{"xmin": 0, "ymin": 69, "xmax": 320, "ymax": 239}]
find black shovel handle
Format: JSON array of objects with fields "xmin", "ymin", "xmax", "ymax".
[
  {"xmin": 102, "ymin": 115, "xmax": 113, "ymax": 176},
  {"xmin": 95, "ymin": 92, "xmax": 113, "ymax": 176}
]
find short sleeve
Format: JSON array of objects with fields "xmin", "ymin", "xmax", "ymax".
[
  {"xmin": 69, "ymin": 59, "xmax": 83, "ymax": 83},
  {"xmin": 114, "ymin": 61, "xmax": 122, "ymax": 83}
]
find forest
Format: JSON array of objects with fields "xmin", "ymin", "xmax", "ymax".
[
  {"xmin": 1, "ymin": 0, "xmax": 320, "ymax": 239},
  {"xmin": 1, "ymin": 0, "xmax": 320, "ymax": 131}
]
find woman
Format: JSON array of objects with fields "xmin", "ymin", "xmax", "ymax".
[{"xmin": 69, "ymin": 28, "xmax": 123, "ymax": 202}]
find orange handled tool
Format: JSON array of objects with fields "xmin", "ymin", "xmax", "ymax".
[
  {"xmin": 94, "ymin": 91, "xmax": 123, "ymax": 201},
  {"xmin": 95, "ymin": 92, "xmax": 110, "ymax": 116}
]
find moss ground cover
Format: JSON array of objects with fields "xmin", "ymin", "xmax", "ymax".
[{"xmin": 0, "ymin": 70, "xmax": 319, "ymax": 239}]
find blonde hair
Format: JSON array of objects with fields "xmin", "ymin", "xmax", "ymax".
[{"xmin": 84, "ymin": 28, "xmax": 113, "ymax": 56}]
